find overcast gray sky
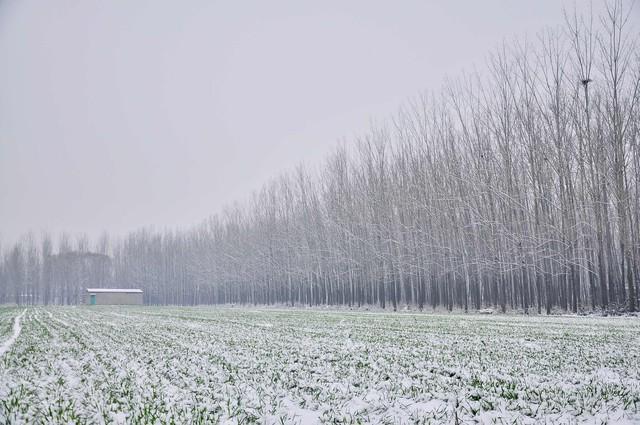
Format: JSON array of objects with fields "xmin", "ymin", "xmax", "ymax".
[{"xmin": 0, "ymin": 0, "xmax": 632, "ymax": 245}]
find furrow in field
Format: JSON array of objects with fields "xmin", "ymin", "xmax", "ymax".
[{"xmin": 0, "ymin": 309, "xmax": 26, "ymax": 357}]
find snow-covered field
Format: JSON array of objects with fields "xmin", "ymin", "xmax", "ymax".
[{"xmin": 0, "ymin": 307, "xmax": 639, "ymax": 424}]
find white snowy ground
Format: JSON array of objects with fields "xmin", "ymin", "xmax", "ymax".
[{"xmin": 0, "ymin": 307, "xmax": 639, "ymax": 424}]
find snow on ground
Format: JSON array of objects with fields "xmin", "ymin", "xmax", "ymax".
[
  {"xmin": 0, "ymin": 309, "xmax": 26, "ymax": 357},
  {"xmin": 0, "ymin": 306, "xmax": 639, "ymax": 424}
]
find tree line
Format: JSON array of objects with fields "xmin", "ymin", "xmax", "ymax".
[{"xmin": 1, "ymin": 3, "xmax": 639, "ymax": 313}]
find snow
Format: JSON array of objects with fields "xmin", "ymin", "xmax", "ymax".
[
  {"xmin": 110, "ymin": 411, "xmax": 128, "ymax": 424},
  {"xmin": 1, "ymin": 307, "xmax": 639, "ymax": 423},
  {"xmin": 0, "ymin": 309, "xmax": 26, "ymax": 357}
]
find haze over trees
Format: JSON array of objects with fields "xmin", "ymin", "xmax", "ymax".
[{"xmin": 1, "ymin": 3, "xmax": 639, "ymax": 313}]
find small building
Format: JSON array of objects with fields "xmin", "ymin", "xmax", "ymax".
[{"xmin": 85, "ymin": 288, "xmax": 143, "ymax": 305}]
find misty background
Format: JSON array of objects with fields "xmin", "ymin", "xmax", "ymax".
[{"xmin": 0, "ymin": 0, "xmax": 628, "ymax": 244}]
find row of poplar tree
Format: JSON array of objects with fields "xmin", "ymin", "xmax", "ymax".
[{"xmin": 1, "ymin": 3, "xmax": 639, "ymax": 313}]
